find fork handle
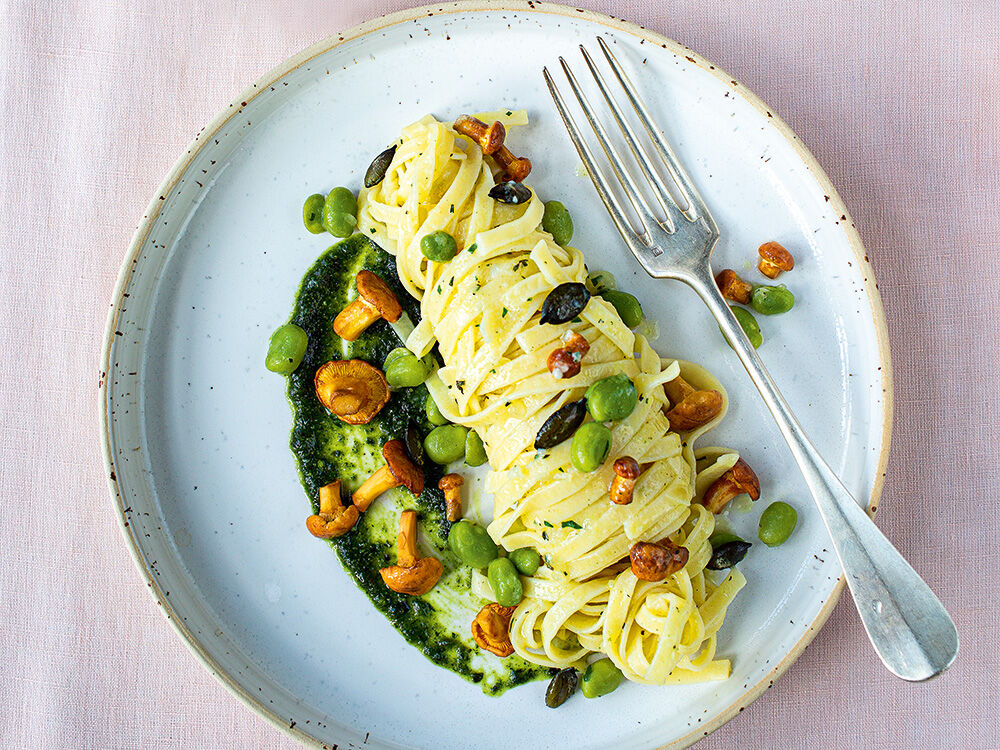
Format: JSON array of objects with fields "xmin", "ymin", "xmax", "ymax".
[{"xmin": 688, "ymin": 273, "xmax": 958, "ymax": 681}]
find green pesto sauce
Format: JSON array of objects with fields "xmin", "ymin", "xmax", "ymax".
[{"xmin": 286, "ymin": 234, "xmax": 548, "ymax": 695}]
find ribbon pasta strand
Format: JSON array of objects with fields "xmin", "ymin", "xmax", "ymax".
[{"xmin": 359, "ymin": 115, "xmax": 744, "ymax": 685}]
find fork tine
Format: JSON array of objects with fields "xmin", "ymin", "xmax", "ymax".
[
  {"xmin": 579, "ymin": 44, "xmax": 680, "ymax": 221},
  {"xmin": 556, "ymin": 57, "xmax": 674, "ymax": 235},
  {"xmin": 596, "ymin": 36, "xmax": 717, "ymax": 232},
  {"xmin": 542, "ymin": 66, "xmax": 655, "ymax": 253}
]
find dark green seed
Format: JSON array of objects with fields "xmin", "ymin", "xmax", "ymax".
[
  {"xmin": 545, "ymin": 668, "xmax": 579, "ymax": 708},
  {"xmin": 488, "ymin": 181, "xmax": 532, "ymax": 204},
  {"xmin": 534, "ymin": 400, "xmax": 587, "ymax": 450},
  {"xmin": 540, "ymin": 282, "xmax": 590, "ymax": 325},
  {"xmin": 404, "ymin": 424, "xmax": 424, "ymax": 466},
  {"xmin": 706, "ymin": 540, "xmax": 752, "ymax": 569},
  {"xmin": 364, "ymin": 144, "xmax": 397, "ymax": 188}
]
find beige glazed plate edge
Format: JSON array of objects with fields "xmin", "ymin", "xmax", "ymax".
[{"xmin": 99, "ymin": 2, "xmax": 894, "ymax": 747}]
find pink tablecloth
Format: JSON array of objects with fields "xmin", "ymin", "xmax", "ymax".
[{"xmin": 2, "ymin": 1, "xmax": 997, "ymax": 747}]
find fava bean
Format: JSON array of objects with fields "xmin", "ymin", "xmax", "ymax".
[
  {"xmin": 424, "ymin": 424, "xmax": 468, "ymax": 464},
  {"xmin": 384, "ymin": 348, "xmax": 430, "ymax": 388},
  {"xmin": 542, "ymin": 201, "xmax": 574, "ymax": 246},
  {"xmin": 758, "ymin": 501, "xmax": 797, "ymax": 546},
  {"xmin": 323, "ymin": 187, "xmax": 358, "ymax": 238},
  {"xmin": 587, "ymin": 270, "xmax": 617, "ymax": 295},
  {"xmin": 570, "ymin": 422, "xmax": 612, "ymax": 472},
  {"xmin": 580, "ymin": 658, "xmax": 623, "ymax": 698},
  {"xmin": 509, "ymin": 547, "xmax": 541, "ymax": 576},
  {"xmin": 425, "ymin": 394, "xmax": 449, "ymax": 426},
  {"xmin": 465, "ymin": 429, "xmax": 488, "ymax": 467},
  {"xmin": 448, "ymin": 520, "xmax": 498, "ymax": 568},
  {"xmin": 600, "ymin": 290, "xmax": 644, "ymax": 329},
  {"xmin": 420, "ymin": 230, "xmax": 459, "ymax": 262},
  {"xmin": 708, "ymin": 531, "xmax": 742, "ymax": 548},
  {"xmin": 585, "ymin": 374, "xmax": 638, "ymax": 422},
  {"xmin": 302, "ymin": 193, "xmax": 326, "ymax": 234},
  {"xmin": 487, "ymin": 557, "xmax": 523, "ymax": 606},
  {"xmin": 722, "ymin": 306, "xmax": 763, "ymax": 349},
  {"xmin": 751, "ymin": 284, "xmax": 795, "ymax": 315},
  {"xmin": 265, "ymin": 323, "xmax": 308, "ymax": 374}
]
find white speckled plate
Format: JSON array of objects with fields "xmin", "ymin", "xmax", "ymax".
[{"xmin": 100, "ymin": 3, "xmax": 892, "ymax": 748}]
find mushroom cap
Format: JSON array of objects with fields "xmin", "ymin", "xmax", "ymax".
[
  {"xmin": 438, "ymin": 473, "xmax": 464, "ymax": 491},
  {"xmin": 471, "ymin": 603, "xmax": 517, "ymax": 657},
  {"xmin": 613, "ymin": 456, "xmax": 641, "ymax": 479},
  {"xmin": 306, "ymin": 505, "xmax": 360, "ymax": 539},
  {"xmin": 380, "ymin": 556, "xmax": 443, "ymax": 596},
  {"xmin": 702, "ymin": 457, "xmax": 761, "ymax": 513},
  {"xmin": 666, "ymin": 389, "xmax": 724, "ymax": 432},
  {"xmin": 629, "ymin": 540, "xmax": 689, "ymax": 582},
  {"xmin": 314, "ymin": 359, "xmax": 390, "ymax": 425},
  {"xmin": 758, "ymin": 241, "xmax": 795, "ymax": 270},
  {"xmin": 382, "ymin": 439, "xmax": 425, "ymax": 495},
  {"xmin": 714, "ymin": 268, "xmax": 753, "ymax": 305},
  {"xmin": 355, "ymin": 270, "xmax": 402, "ymax": 322}
]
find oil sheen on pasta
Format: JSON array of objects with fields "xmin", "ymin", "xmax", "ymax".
[{"xmin": 286, "ymin": 234, "xmax": 548, "ymax": 694}]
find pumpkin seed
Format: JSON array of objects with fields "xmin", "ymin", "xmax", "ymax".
[
  {"xmin": 545, "ymin": 668, "xmax": 579, "ymax": 708},
  {"xmin": 488, "ymin": 181, "xmax": 532, "ymax": 204},
  {"xmin": 364, "ymin": 145, "xmax": 397, "ymax": 188},
  {"xmin": 540, "ymin": 282, "xmax": 590, "ymax": 325},
  {"xmin": 534, "ymin": 400, "xmax": 587, "ymax": 450},
  {"xmin": 706, "ymin": 540, "xmax": 752, "ymax": 570}
]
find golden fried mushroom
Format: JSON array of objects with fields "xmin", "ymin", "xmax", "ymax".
[
  {"xmin": 379, "ymin": 510, "xmax": 443, "ymax": 596},
  {"xmin": 352, "ymin": 439, "xmax": 425, "ymax": 512},
  {"xmin": 333, "ymin": 270, "xmax": 403, "ymax": 341},
  {"xmin": 314, "ymin": 359, "xmax": 390, "ymax": 425}
]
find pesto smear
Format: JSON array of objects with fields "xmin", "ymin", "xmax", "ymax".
[{"xmin": 286, "ymin": 234, "xmax": 548, "ymax": 694}]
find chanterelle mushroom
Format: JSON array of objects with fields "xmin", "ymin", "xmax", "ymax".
[
  {"xmin": 314, "ymin": 359, "xmax": 390, "ymax": 425},
  {"xmin": 715, "ymin": 269, "xmax": 753, "ymax": 305},
  {"xmin": 471, "ymin": 603, "xmax": 517, "ymax": 657},
  {"xmin": 701, "ymin": 457, "xmax": 760, "ymax": 513},
  {"xmin": 453, "ymin": 115, "xmax": 506, "ymax": 155},
  {"xmin": 663, "ymin": 374, "xmax": 723, "ymax": 432},
  {"xmin": 379, "ymin": 510, "xmax": 443, "ymax": 596},
  {"xmin": 333, "ymin": 270, "xmax": 403, "ymax": 342},
  {"xmin": 629, "ymin": 540, "xmax": 689, "ymax": 582},
  {"xmin": 305, "ymin": 480, "xmax": 359, "ymax": 539},
  {"xmin": 352, "ymin": 439, "xmax": 425, "ymax": 512},
  {"xmin": 757, "ymin": 241, "xmax": 795, "ymax": 279},
  {"xmin": 609, "ymin": 456, "xmax": 640, "ymax": 505}
]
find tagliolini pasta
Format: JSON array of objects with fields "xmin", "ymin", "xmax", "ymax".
[{"xmin": 358, "ymin": 114, "xmax": 745, "ymax": 685}]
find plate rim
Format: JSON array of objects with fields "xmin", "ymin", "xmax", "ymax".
[{"xmin": 98, "ymin": 2, "xmax": 894, "ymax": 747}]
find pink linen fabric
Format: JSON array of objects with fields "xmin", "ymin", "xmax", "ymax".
[{"xmin": 1, "ymin": 0, "xmax": 997, "ymax": 747}]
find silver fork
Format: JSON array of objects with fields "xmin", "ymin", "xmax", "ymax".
[{"xmin": 544, "ymin": 37, "xmax": 957, "ymax": 681}]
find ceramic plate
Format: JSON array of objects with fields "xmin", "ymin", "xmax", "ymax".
[{"xmin": 100, "ymin": 3, "xmax": 892, "ymax": 748}]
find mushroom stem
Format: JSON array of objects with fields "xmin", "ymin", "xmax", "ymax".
[
  {"xmin": 352, "ymin": 465, "xmax": 399, "ymax": 512},
  {"xmin": 701, "ymin": 457, "xmax": 760, "ymax": 513},
  {"xmin": 663, "ymin": 375, "xmax": 723, "ymax": 432},
  {"xmin": 379, "ymin": 510, "xmax": 443, "ymax": 596},
  {"xmin": 333, "ymin": 297, "xmax": 381, "ymax": 341},
  {"xmin": 439, "ymin": 473, "xmax": 464, "ymax": 522},
  {"xmin": 663, "ymin": 374, "xmax": 695, "ymax": 405},
  {"xmin": 610, "ymin": 456, "xmax": 640, "ymax": 505},
  {"xmin": 493, "ymin": 146, "xmax": 532, "ymax": 182},
  {"xmin": 318, "ymin": 481, "xmax": 340, "ymax": 516},
  {"xmin": 453, "ymin": 115, "xmax": 506, "ymax": 155},
  {"xmin": 396, "ymin": 509, "xmax": 419, "ymax": 568}
]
